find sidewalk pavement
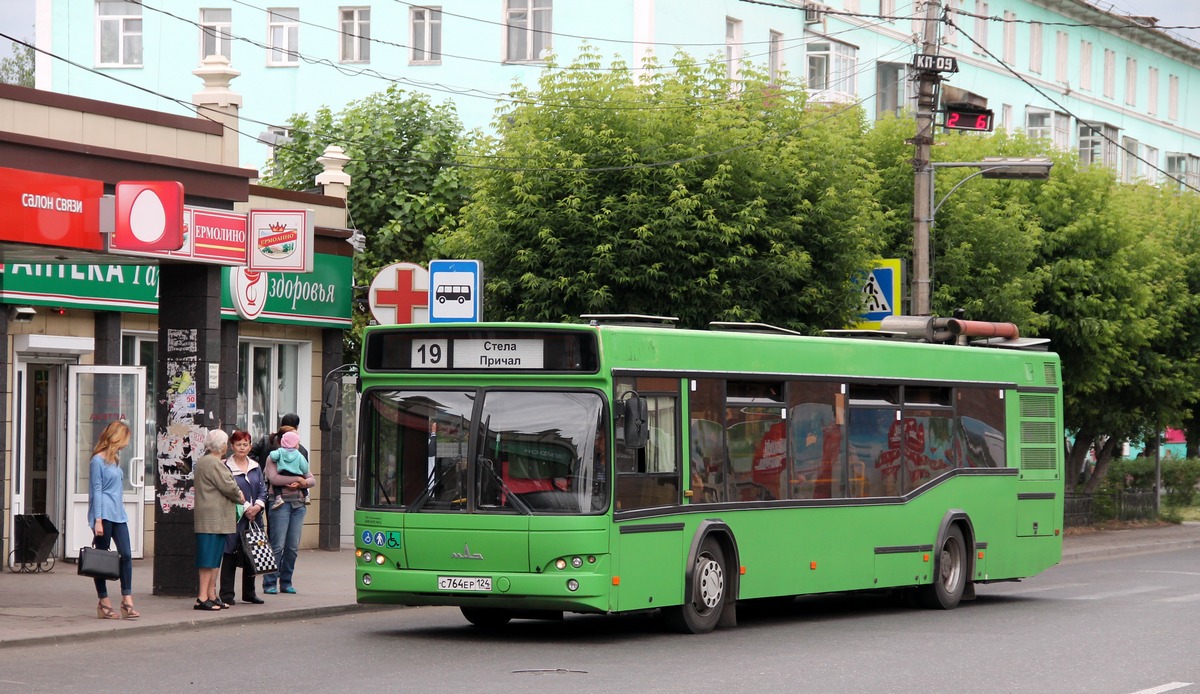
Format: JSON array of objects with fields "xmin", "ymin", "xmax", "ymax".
[{"xmin": 3, "ymin": 523, "xmax": 1199, "ymax": 649}]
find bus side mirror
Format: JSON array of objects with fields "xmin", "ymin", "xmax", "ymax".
[
  {"xmin": 319, "ymin": 379, "xmax": 339, "ymax": 432},
  {"xmin": 622, "ymin": 396, "xmax": 649, "ymax": 449}
]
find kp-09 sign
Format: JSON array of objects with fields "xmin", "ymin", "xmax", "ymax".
[{"xmin": 912, "ymin": 54, "xmax": 958, "ymax": 73}]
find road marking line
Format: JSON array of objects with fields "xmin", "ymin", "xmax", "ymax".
[
  {"xmin": 1160, "ymin": 593, "xmax": 1200, "ymax": 603},
  {"xmin": 1063, "ymin": 586, "xmax": 1166, "ymax": 600},
  {"xmin": 1129, "ymin": 682, "xmax": 1191, "ymax": 694},
  {"xmin": 988, "ymin": 582, "xmax": 1089, "ymax": 595}
]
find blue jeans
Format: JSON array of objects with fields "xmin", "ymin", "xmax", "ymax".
[
  {"xmin": 93, "ymin": 520, "xmax": 133, "ymax": 599},
  {"xmin": 264, "ymin": 502, "xmax": 306, "ymax": 590}
]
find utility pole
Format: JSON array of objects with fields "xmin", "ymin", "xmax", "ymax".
[{"xmin": 911, "ymin": 0, "xmax": 943, "ymax": 316}]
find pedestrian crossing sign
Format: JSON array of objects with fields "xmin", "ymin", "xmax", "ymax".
[{"xmin": 854, "ymin": 259, "xmax": 902, "ymax": 329}]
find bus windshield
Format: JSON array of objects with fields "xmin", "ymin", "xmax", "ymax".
[{"xmin": 360, "ymin": 389, "xmax": 608, "ymax": 515}]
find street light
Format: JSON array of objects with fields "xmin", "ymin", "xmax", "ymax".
[{"xmin": 912, "ymin": 157, "xmax": 1053, "ymax": 316}]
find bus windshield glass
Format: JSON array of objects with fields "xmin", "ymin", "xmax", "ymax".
[{"xmin": 360, "ymin": 389, "xmax": 608, "ymax": 515}]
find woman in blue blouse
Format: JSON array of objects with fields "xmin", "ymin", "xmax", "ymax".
[{"xmin": 87, "ymin": 420, "xmax": 137, "ymax": 620}]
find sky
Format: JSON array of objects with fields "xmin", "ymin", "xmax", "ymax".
[{"xmin": 1, "ymin": 1, "xmax": 1199, "ymax": 65}]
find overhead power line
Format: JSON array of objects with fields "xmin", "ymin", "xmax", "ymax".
[{"xmin": 943, "ymin": 14, "xmax": 1200, "ymax": 196}]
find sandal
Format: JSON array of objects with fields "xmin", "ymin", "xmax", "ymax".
[
  {"xmin": 97, "ymin": 601, "xmax": 120, "ymax": 620},
  {"xmin": 193, "ymin": 599, "xmax": 221, "ymax": 611},
  {"xmin": 120, "ymin": 600, "xmax": 140, "ymax": 619}
]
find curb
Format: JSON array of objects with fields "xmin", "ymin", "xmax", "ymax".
[
  {"xmin": 0, "ymin": 602, "xmax": 398, "ymax": 651},
  {"xmin": 1061, "ymin": 537, "xmax": 1200, "ymax": 564}
]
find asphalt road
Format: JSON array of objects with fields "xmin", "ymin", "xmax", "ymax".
[{"xmin": 5, "ymin": 549, "xmax": 1200, "ymax": 694}]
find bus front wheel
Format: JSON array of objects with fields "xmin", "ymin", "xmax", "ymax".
[
  {"xmin": 919, "ymin": 525, "xmax": 967, "ymax": 609},
  {"xmin": 460, "ymin": 606, "xmax": 513, "ymax": 628},
  {"xmin": 665, "ymin": 537, "xmax": 727, "ymax": 634}
]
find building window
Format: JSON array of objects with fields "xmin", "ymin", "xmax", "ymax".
[
  {"xmin": 1169, "ymin": 74, "xmax": 1179, "ymax": 120},
  {"xmin": 1079, "ymin": 122, "xmax": 1119, "ymax": 170},
  {"xmin": 768, "ymin": 30, "xmax": 783, "ymax": 84},
  {"xmin": 1079, "ymin": 40, "xmax": 1092, "ymax": 90},
  {"xmin": 973, "ymin": 1, "xmax": 988, "ymax": 55},
  {"xmin": 808, "ymin": 40, "xmax": 856, "ymax": 102},
  {"xmin": 1001, "ymin": 103, "xmax": 1012, "ymax": 131},
  {"xmin": 1102, "ymin": 49, "xmax": 1115, "ymax": 99},
  {"xmin": 339, "ymin": 7, "xmax": 370, "ymax": 63},
  {"xmin": 1026, "ymin": 108, "xmax": 1069, "ymax": 150},
  {"xmin": 96, "ymin": 0, "xmax": 143, "ymax": 67},
  {"xmin": 1124, "ymin": 58, "xmax": 1137, "ymax": 106},
  {"xmin": 944, "ymin": 0, "xmax": 959, "ymax": 45},
  {"xmin": 1121, "ymin": 137, "xmax": 1139, "ymax": 183},
  {"xmin": 1028, "ymin": 22, "xmax": 1042, "ymax": 74},
  {"xmin": 505, "ymin": 0, "xmax": 551, "ymax": 63},
  {"xmin": 1002, "ymin": 11, "xmax": 1015, "ymax": 65},
  {"xmin": 267, "ymin": 7, "xmax": 300, "ymax": 66},
  {"xmin": 725, "ymin": 17, "xmax": 743, "ymax": 83},
  {"xmin": 1142, "ymin": 145, "xmax": 1158, "ymax": 183},
  {"xmin": 200, "ymin": 8, "xmax": 232, "ymax": 61},
  {"xmin": 411, "ymin": 6, "xmax": 442, "ymax": 63},
  {"xmin": 1148, "ymin": 67, "xmax": 1159, "ymax": 116},
  {"xmin": 876, "ymin": 61, "xmax": 912, "ymax": 119},
  {"xmin": 1166, "ymin": 153, "xmax": 1200, "ymax": 191},
  {"xmin": 237, "ymin": 341, "xmax": 305, "ymax": 447},
  {"xmin": 1055, "ymin": 31, "xmax": 1068, "ymax": 84}
]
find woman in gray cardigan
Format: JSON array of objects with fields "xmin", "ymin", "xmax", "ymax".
[{"xmin": 193, "ymin": 429, "xmax": 244, "ymax": 611}]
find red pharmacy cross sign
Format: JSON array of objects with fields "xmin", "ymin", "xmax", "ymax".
[{"xmin": 369, "ymin": 262, "xmax": 429, "ymax": 325}]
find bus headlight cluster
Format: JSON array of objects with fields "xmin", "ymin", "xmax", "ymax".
[
  {"xmin": 554, "ymin": 556, "xmax": 593, "ymax": 571},
  {"xmin": 358, "ymin": 550, "xmax": 389, "ymax": 566}
]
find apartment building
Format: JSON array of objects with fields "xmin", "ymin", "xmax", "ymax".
[{"xmin": 29, "ymin": 0, "xmax": 1200, "ymax": 184}]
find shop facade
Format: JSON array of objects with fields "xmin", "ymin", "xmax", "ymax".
[{"xmin": 0, "ymin": 70, "xmax": 355, "ymax": 582}]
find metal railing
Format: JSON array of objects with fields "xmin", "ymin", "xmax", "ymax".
[{"xmin": 1064, "ymin": 490, "xmax": 1159, "ymax": 527}]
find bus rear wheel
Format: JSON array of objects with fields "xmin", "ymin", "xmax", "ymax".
[
  {"xmin": 919, "ymin": 525, "xmax": 967, "ymax": 609},
  {"xmin": 664, "ymin": 537, "xmax": 726, "ymax": 634},
  {"xmin": 460, "ymin": 606, "xmax": 513, "ymax": 628}
]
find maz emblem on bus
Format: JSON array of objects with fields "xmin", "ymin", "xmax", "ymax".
[{"xmin": 452, "ymin": 544, "xmax": 484, "ymax": 560}]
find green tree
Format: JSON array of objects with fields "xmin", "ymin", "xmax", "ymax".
[
  {"xmin": 260, "ymin": 85, "xmax": 466, "ymax": 351},
  {"xmin": 1027, "ymin": 162, "xmax": 1163, "ymax": 489},
  {"xmin": 436, "ymin": 50, "xmax": 885, "ymax": 331},
  {"xmin": 0, "ymin": 41, "xmax": 34, "ymax": 87},
  {"xmin": 261, "ymin": 84, "xmax": 466, "ymax": 277}
]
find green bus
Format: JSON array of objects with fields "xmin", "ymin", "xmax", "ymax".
[{"xmin": 353, "ymin": 315, "xmax": 1063, "ymax": 633}]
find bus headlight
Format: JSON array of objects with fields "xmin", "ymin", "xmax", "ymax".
[
  {"xmin": 375, "ymin": 553, "xmax": 387, "ymax": 565},
  {"xmin": 555, "ymin": 558, "xmax": 567, "ymax": 570},
  {"xmin": 566, "ymin": 579, "xmax": 579, "ymax": 592},
  {"xmin": 361, "ymin": 551, "xmax": 373, "ymax": 564},
  {"xmin": 571, "ymin": 556, "xmax": 583, "ymax": 569},
  {"xmin": 362, "ymin": 573, "xmax": 373, "ymax": 586}
]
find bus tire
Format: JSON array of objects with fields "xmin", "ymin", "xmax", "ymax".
[
  {"xmin": 460, "ymin": 606, "xmax": 513, "ymax": 628},
  {"xmin": 919, "ymin": 525, "xmax": 967, "ymax": 609},
  {"xmin": 664, "ymin": 537, "xmax": 727, "ymax": 634}
]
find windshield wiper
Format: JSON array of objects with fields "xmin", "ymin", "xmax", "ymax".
[
  {"xmin": 478, "ymin": 457, "xmax": 531, "ymax": 515},
  {"xmin": 407, "ymin": 459, "xmax": 444, "ymax": 513}
]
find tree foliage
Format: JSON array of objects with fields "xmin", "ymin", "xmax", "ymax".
[
  {"xmin": 261, "ymin": 85, "xmax": 466, "ymax": 277},
  {"xmin": 0, "ymin": 41, "xmax": 34, "ymax": 87},
  {"xmin": 436, "ymin": 50, "xmax": 885, "ymax": 331}
]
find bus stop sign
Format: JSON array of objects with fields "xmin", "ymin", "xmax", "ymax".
[{"xmin": 428, "ymin": 259, "xmax": 482, "ymax": 323}]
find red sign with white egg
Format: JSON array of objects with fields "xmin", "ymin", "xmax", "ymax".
[{"xmin": 111, "ymin": 181, "xmax": 185, "ymax": 252}]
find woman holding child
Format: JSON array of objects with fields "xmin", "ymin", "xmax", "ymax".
[{"xmin": 262, "ymin": 421, "xmax": 315, "ymax": 595}]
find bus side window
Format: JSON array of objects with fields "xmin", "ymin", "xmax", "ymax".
[
  {"xmin": 614, "ymin": 379, "xmax": 680, "ymax": 511},
  {"xmin": 688, "ymin": 378, "xmax": 727, "ymax": 504},
  {"xmin": 786, "ymin": 381, "xmax": 843, "ymax": 500}
]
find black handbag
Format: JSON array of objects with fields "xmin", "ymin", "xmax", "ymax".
[
  {"xmin": 240, "ymin": 521, "xmax": 277, "ymax": 576},
  {"xmin": 78, "ymin": 539, "xmax": 120, "ymax": 581}
]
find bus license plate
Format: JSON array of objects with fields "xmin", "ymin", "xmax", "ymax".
[{"xmin": 438, "ymin": 576, "xmax": 492, "ymax": 592}]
